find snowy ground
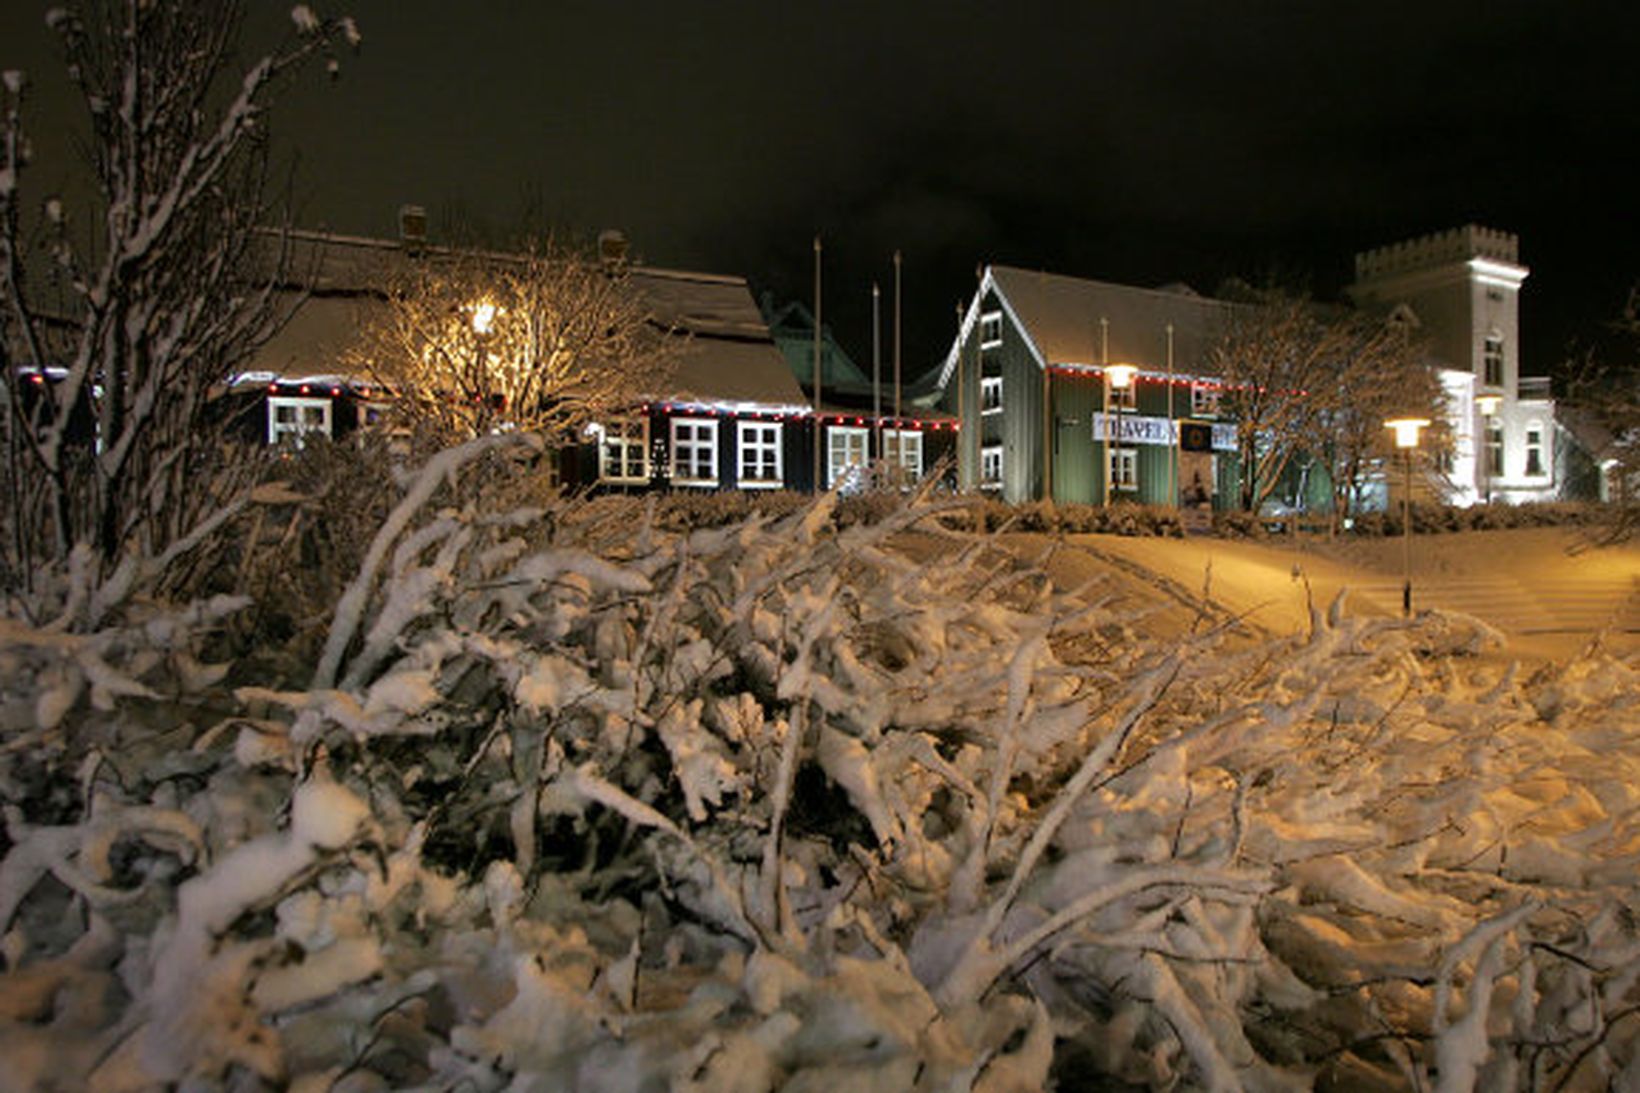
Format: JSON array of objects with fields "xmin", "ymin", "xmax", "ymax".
[
  {"xmin": 1057, "ymin": 527, "xmax": 1640, "ymax": 664},
  {"xmin": 3, "ymin": 489, "xmax": 1639, "ymax": 1091}
]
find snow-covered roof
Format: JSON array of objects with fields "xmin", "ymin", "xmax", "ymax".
[
  {"xmin": 937, "ymin": 265, "xmax": 1239, "ymax": 389},
  {"xmin": 251, "ymin": 231, "xmax": 804, "ymax": 410}
]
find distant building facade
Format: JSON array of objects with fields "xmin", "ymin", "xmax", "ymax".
[
  {"xmin": 1349, "ymin": 225, "xmax": 1556, "ymax": 505},
  {"xmin": 940, "ymin": 226, "xmax": 1574, "ymax": 511},
  {"xmin": 237, "ymin": 229, "xmax": 947, "ymax": 493},
  {"xmin": 935, "ymin": 265, "xmax": 1240, "ymax": 507}
]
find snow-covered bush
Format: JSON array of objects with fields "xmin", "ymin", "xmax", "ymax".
[{"xmin": 4, "ymin": 449, "xmax": 1640, "ymax": 1090}]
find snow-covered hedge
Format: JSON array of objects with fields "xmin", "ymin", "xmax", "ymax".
[{"xmin": 4, "ymin": 452, "xmax": 1640, "ymax": 1089}]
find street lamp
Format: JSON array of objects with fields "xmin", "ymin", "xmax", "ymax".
[
  {"xmin": 1107, "ymin": 363, "xmax": 1138, "ymax": 503},
  {"xmin": 470, "ymin": 300, "xmax": 499, "ymax": 431},
  {"xmin": 1476, "ymin": 393, "xmax": 1501, "ymax": 505},
  {"xmin": 1385, "ymin": 417, "xmax": 1430, "ymax": 616}
]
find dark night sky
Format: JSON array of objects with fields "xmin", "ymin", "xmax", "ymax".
[{"xmin": 5, "ymin": 1, "xmax": 1639, "ymax": 381}]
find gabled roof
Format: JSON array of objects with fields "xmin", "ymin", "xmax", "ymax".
[
  {"xmin": 937, "ymin": 265, "xmax": 1238, "ymax": 388},
  {"xmin": 251, "ymin": 231, "xmax": 806, "ymax": 411}
]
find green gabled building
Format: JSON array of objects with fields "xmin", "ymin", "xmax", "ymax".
[{"xmin": 935, "ymin": 265, "xmax": 1243, "ymax": 507}]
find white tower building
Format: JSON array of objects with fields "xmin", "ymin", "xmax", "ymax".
[{"xmin": 1351, "ymin": 226, "xmax": 1555, "ymax": 505}]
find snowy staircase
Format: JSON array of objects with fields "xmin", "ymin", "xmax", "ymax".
[{"xmin": 1350, "ymin": 570, "xmax": 1640, "ymax": 634}]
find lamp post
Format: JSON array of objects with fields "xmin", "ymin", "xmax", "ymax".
[
  {"xmin": 1107, "ymin": 363, "xmax": 1138, "ymax": 502},
  {"xmin": 1476, "ymin": 393, "xmax": 1501, "ymax": 505},
  {"xmin": 1385, "ymin": 417, "xmax": 1430, "ymax": 616},
  {"xmin": 471, "ymin": 300, "xmax": 498, "ymax": 432}
]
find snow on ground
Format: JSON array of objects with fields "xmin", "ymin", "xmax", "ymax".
[
  {"xmin": 1061, "ymin": 526, "xmax": 1640, "ymax": 664},
  {"xmin": 2, "ymin": 490, "xmax": 1639, "ymax": 1091}
]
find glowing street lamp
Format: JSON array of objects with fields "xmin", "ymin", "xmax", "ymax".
[
  {"xmin": 470, "ymin": 300, "xmax": 498, "ymax": 335},
  {"xmin": 1385, "ymin": 416, "xmax": 1430, "ymax": 616},
  {"xmin": 1105, "ymin": 364, "xmax": 1138, "ymax": 503}
]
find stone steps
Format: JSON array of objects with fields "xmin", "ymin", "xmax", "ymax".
[{"xmin": 1350, "ymin": 573, "xmax": 1640, "ymax": 633}]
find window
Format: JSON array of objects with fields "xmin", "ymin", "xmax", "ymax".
[
  {"xmin": 600, "ymin": 417, "xmax": 651, "ymax": 483},
  {"xmin": 1525, "ymin": 422, "xmax": 1544, "ymax": 477},
  {"xmin": 1485, "ymin": 421, "xmax": 1504, "ymax": 476},
  {"xmin": 1483, "ymin": 334, "xmax": 1505, "ymax": 388},
  {"xmin": 827, "ymin": 426, "xmax": 869, "ymax": 489},
  {"xmin": 670, "ymin": 417, "xmax": 719, "ymax": 485},
  {"xmin": 980, "ymin": 376, "xmax": 1003, "ymax": 414},
  {"xmin": 736, "ymin": 420, "xmax": 783, "ymax": 487},
  {"xmin": 981, "ymin": 444, "xmax": 1004, "ymax": 489},
  {"xmin": 1110, "ymin": 383, "xmax": 1137, "ymax": 410},
  {"xmin": 1191, "ymin": 382, "xmax": 1221, "ymax": 417},
  {"xmin": 1109, "ymin": 447, "xmax": 1137, "ymax": 491},
  {"xmin": 979, "ymin": 311, "xmax": 1003, "ymax": 347},
  {"xmin": 268, "ymin": 397, "xmax": 331, "ymax": 447},
  {"xmin": 883, "ymin": 429, "xmax": 922, "ymax": 481}
]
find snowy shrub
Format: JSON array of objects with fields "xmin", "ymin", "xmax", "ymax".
[{"xmin": 4, "ymin": 447, "xmax": 1640, "ymax": 1090}]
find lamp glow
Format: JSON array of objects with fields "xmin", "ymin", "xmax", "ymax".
[
  {"xmin": 1475, "ymin": 394, "xmax": 1501, "ymax": 416},
  {"xmin": 1106, "ymin": 363, "xmax": 1139, "ymax": 389},
  {"xmin": 471, "ymin": 301, "xmax": 497, "ymax": 335},
  {"xmin": 1385, "ymin": 417, "xmax": 1430, "ymax": 449}
]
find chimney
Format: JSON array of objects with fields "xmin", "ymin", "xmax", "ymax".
[{"xmin": 398, "ymin": 204, "xmax": 427, "ymax": 250}]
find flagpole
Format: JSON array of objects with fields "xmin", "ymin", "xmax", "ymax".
[
  {"xmin": 873, "ymin": 282, "xmax": 882, "ymax": 472},
  {"xmin": 893, "ymin": 249, "xmax": 903, "ymax": 422},
  {"xmin": 813, "ymin": 236, "xmax": 822, "ymax": 490}
]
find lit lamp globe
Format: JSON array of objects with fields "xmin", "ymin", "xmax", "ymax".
[
  {"xmin": 1106, "ymin": 363, "xmax": 1138, "ymax": 390},
  {"xmin": 1385, "ymin": 417, "xmax": 1430, "ymax": 449}
]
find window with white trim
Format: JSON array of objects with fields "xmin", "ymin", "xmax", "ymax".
[
  {"xmin": 1109, "ymin": 447, "xmax": 1137, "ymax": 491},
  {"xmin": 600, "ymin": 416, "xmax": 651, "ymax": 483},
  {"xmin": 268, "ymin": 397, "xmax": 331, "ymax": 447},
  {"xmin": 1485, "ymin": 420, "xmax": 1504, "ymax": 476},
  {"xmin": 883, "ymin": 429, "xmax": 922, "ymax": 481},
  {"xmin": 1524, "ymin": 422, "xmax": 1545, "ymax": 477},
  {"xmin": 981, "ymin": 444, "xmax": 1003, "ymax": 489},
  {"xmin": 980, "ymin": 376, "xmax": 1002, "ymax": 414},
  {"xmin": 827, "ymin": 426, "xmax": 869, "ymax": 489},
  {"xmin": 736, "ymin": 420, "xmax": 783, "ymax": 487},
  {"xmin": 1110, "ymin": 382, "xmax": 1137, "ymax": 410},
  {"xmin": 1190, "ymin": 382, "xmax": 1221, "ymax": 417},
  {"xmin": 1483, "ymin": 334, "xmax": 1505, "ymax": 388},
  {"xmin": 670, "ymin": 417, "xmax": 719, "ymax": 485},
  {"xmin": 979, "ymin": 311, "xmax": 1003, "ymax": 347}
]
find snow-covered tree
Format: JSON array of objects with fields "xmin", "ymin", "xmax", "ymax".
[
  {"xmin": 1561, "ymin": 287, "xmax": 1639, "ymax": 538},
  {"xmin": 1211, "ymin": 288, "xmax": 1447, "ymax": 516},
  {"xmin": 1314, "ymin": 312, "xmax": 1449, "ymax": 524},
  {"xmin": 1211, "ymin": 288, "xmax": 1350, "ymax": 512},
  {"xmin": 0, "ymin": 1, "xmax": 355, "ymax": 603},
  {"xmin": 346, "ymin": 239, "xmax": 679, "ymax": 445}
]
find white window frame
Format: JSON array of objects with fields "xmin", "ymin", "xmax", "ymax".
[
  {"xmin": 980, "ymin": 375, "xmax": 1003, "ymax": 415},
  {"xmin": 670, "ymin": 417, "xmax": 719, "ymax": 486},
  {"xmin": 980, "ymin": 444, "xmax": 1004, "ymax": 489},
  {"xmin": 1524, "ymin": 421, "xmax": 1545, "ymax": 478},
  {"xmin": 736, "ymin": 420, "xmax": 783, "ymax": 488},
  {"xmin": 882, "ymin": 428, "xmax": 922, "ymax": 481},
  {"xmin": 268, "ymin": 396, "xmax": 331, "ymax": 447},
  {"xmin": 1190, "ymin": 382, "xmax": 1221, "ymax": 417},
  {"xmin": 1485, "ymin": 420, "xmax": 1504, "ymax": 476},
  {"xmin": 1110, "ymin": 383, "xmax": 1137, "ymax": 411},
  {"xmin": 979, "ymin": 311, "xmax": 1003, "ymax": 348},
  {"xmin": 599, "ymin": 416, "xmax": 651, "ymax": 484},
  {"xmin": 827, "ymin": 425, "xmax": 869, "ymax": 489},
  {"xmin": 1483, "ymin": 333, "xmax": 1505, "ymax": 388},
  {"xmin": 1110, "ymin": 446, "xmax": 1138, "ymax": 491}
]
